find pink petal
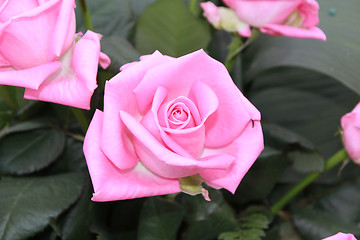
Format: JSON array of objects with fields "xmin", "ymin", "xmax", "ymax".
[
  {"xmin": 341, "ymin": 103, "xmax": 360, "ymax": 164},
  {"xmin": 48, "ymin": 0, "xmax": 76, "ymax": 60},
  {"xmin": 120, "ymin": 110, "xmax": 235, "ymax": 179},
  {"xmin": 99, "ymin": 52, "xmax": 111, "ymax": 69},
  {"xmin": 0, "ymin": 0, "xmax": 39, "ymax": 22},
  {"xmin": 298, "ymin": 0, "xmax": 320, "ymax": 28},
  {"xmin": 323, "ymin": 232, "xmax": 357, "ymax": 240},
  {"xmin": 261, "ymin": 24, "xmax": 326, "ymax": 41},
  {"xmin": 133, "ymin": 50, "xmax": 207, "ymax": 114},
  {"xmin": 147, "ymin": 87, "xmax": 205, "ymax": 158},
  {"xmin": 0, "ymin": 61, "xmax": 61, "ymax": 89},
  {"xmin": 83, "ymin": 110, "xmax": 180, "ymax": 201},
  {"xmin": 200, "ymin": 2, "xmax": 221, "ymax": 27},
  {"xmin": 24, "ymin": 30, "xmax": 103, "ymax": 109},
  {"xmin": 238, "ymin": 25, "xmax": 252, "ymax": 37},
  {"xmin": 223, "ymin": 0, "xmax": 300, "ymax": 27},
  {"xmin": 101, "ymin": 51, "xmax": 170, "ymax": 170},
  {"xmin": 0, "ymin": 0, "xmax": 61, "ymax": 68},
  {"xmin": 200, "ymin": 120, "xmax": 264, "ymax": 193}
]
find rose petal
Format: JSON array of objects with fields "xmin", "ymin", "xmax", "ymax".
[
  {"xmin": 341, "ymin": 103, "xmax": 360, "ymax": 164},
  {"xmin": 0, "ymin": 0, "xmax": 61, "ymax": 68},
  {"xmin": 120, "ymin": 110, "xmax": 235, "ymax": 178},
  {"xmin": 101, "ymin": 51, "xmax": 170, "ymax": 170},
  {"xmin": 261, "ymin": 24, "xmax": 326, "ymax": 41},
  {"xmin": 99, "ymin": 52, "xmax": 111, "ymax": 69},
  {"xmin": 200, "ymin": 2, "xmax": 221, "ymax": 27},
  {"xmin": 200, "ymin": 120, "xmax": 264, "ymax": 193},
  {"xmin": 48, "ymin": 0, "xmax": 76, "ymax": 59},
  {"xmin": 223, "ymin": 0, "xmax": 300, "ymax": 27},
  {"xmin": 323, "ymin": 232, "xmax": 357, "ymax": 240},
  {"xmin": 298, "ymin": 0, "xmax": 320, "ymax": 28},
  {"xmin": 84, "ymin": 110, "xmax": 180, "ymax": 201},
  {"xmin": 0, "ymin": 61, "xmax": 61, "ymax": 89},
  {"xmin": 149, "ymin": 87, "xmax": 205, "ymax": 157},
  {"xmin": 24, "ymin": 30, "xmax": 103, "ymax": 109}
]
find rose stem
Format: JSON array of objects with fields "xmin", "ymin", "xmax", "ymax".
[
  {"xmin": 71, "ymin": 107, "xmax": 89, "ymax": 133},
  {"xmin": 270, "ymin": 149, "xmax": 348, "ymax": 215},
  {"xmin": 78, "ymin": 0, "xmax": 94, "ymax": 31}
]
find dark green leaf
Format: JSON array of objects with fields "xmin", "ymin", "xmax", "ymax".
[
  {"xmin": 135, "ymin": 0, "xmax": 211, "ymax": 57},
  {"xmin": 59, "ymin": 181, "xmax": 94, "ymax": 240},
  {"xmin": 314, "ymin": 178, "xmax": 360, "ymax": 224},
  {"xmin": 178, "ymin": 190, "xmax": 238, "ymax": 240},
  {"xmin": 46, "ymin": 137, "xmax": 87, "ymax": 174},
  {"xmin": 291, "ymin": 204, "xmax": 360, "ymax": 240},
  {"xmin": 0, "ymin": 173, "xmax": 84, "ymax": 240},
  {"xmin": 225, "ymin": 147, "xmax": 289, "ymax": 204},
  {"xmin": 137, "ymin": 197, "xmax": 184, "ymax": 240},
  {"xmin": 0, "ymin": 119, "xmax": 52, "ymax": 139},
  {"xmin": 0, "ymin": 129, "xmax": 66, "ymax": 175},
  {"xmin": 289, "ymin": 150, "xmax": 325, "ymax": 173},
  {"xmin": 248, "ymin": 67, "xmax": 358, "ymax": 158},
  {"xmin": 100, "ymin": 36, "xmax": 140, "ymax": 72}
]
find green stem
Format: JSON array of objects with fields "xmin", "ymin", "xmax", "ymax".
[
  {"xmin": 224, "ymin": 29, "xmax": 259, "ymax": 72},
  {"xmin": 78, "ymin": 0, "xmax": 93, "ymax": 31},
  {"xmin": 189, "ymin": 0, "xmax": 198, "ymax": 16},
  {"xmin": 71, "ymin": 107, "xmax": 89, "ymax": 133},
  {"xmin": 271, "ymin": 149, "xmax": 348, "ymax": 215}
]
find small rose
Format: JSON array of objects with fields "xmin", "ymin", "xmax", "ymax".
[
  {"xmin": 0, "ymin": 0, "xmax": 110, "ymax": 109},
  {"xmin": 341, "ymin": 102, "xmax": 360, "ymax": 165},
  {"xmin": 83, "ymin": 50, "xmax": 264, "ymax": 201},
  {"xmin": 323, "ymin": 232, "xmax": 357, "ymax": 240},
  {"xmin": 201, "ymin": 0, "xmax": 326, "ymax": 40}
]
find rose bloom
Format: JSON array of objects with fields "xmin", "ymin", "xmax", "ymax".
[
  {"xmin": 341, "ymin": 102, "xmax": 360, "ymax": 165},
  {"xmin": 0, "ymin": 0, "xmax": 110, "ymax": 109},
  {"xmin": 83, "ymin": 50, "xmax": 264, "ymax": 201},
  {"xmin": 201, "ymin": 0, "xmax": 326, "ymax": 41},
  {"xmin": 323, "ymin": 232, "xmax": 357, "ymax": 240}
]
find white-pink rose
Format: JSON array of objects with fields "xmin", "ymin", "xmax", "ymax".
[
  {"xmin": 201, "ymin": 0, "xmax": 326, "ymax": 40},
  {"xmin": 83, "ymin": 50, "xmax": 264, "ymax": 201},
  {"xmin": 323, "ymin": 232, "xmax": 357, "ymax": 240},
  {"xmin": 341, "ymin": 102, "xmax": 360, "ymax": 165},
  {"xmin": 0, "ymin": 0, "xmax": 110, "ymax": 109}
]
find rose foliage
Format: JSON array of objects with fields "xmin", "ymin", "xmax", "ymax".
[{"xmin": 0, "ymin": 0, "xmax": 359, "ymax": 239}]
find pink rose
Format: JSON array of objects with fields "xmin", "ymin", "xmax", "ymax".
[
  {"xmin": 341, "ymin": 102, "xmax": 360, "ymax": 164},
  {"xmin": 0, "ymin": 0, "xmax": 110, "ymax": 109},
  {"xmin": 323, "ymin": 232, "xmax": 357, "ymax": 240},
  {"xmin": 202, "ymin": 0, "xmax": 326, "ymax": 40},
  {"xmin": 83, "ymin": 50, "xmax": 264, "ymax": 201}
]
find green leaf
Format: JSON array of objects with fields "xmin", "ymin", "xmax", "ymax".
[
  {"xmin": 178, "ymin": 190, "xmax": 238, "ymax": 240},
  {"xmin": 291, "ymin": 204, "xmax": 360, "ymax": 240},
  {"xmin": 100, "ymin": 36, "xmax": 140, "ymax": 72},
  {"xmin": 314, "ymin": 178, "xmax": 360, "ymax": 225},
  {"xmin": 0, "ymin": 173, "xmax": 84, "ymax": 240},
  {"xmin": 0, "ymin": 129, "xmax": 66, "ymax": 175},
  {"xmin": 135, "ymin": 0, "xmax": 211, "ymax": 57},
  {"xmin": 262, "ymin": 123, "xmax": 315, "ymax": 151},
  {"xmin": 58, "ymin": 182, "xmax": 94, "ymax": 240},
  {"xmin": 288, "ymin": 150, "xmax": 325, "ymax": 173},
  {"xmin": 137, "ymin": 197, "xmax": 184, "ymax": 240},
  {"xmin": 0, "ymin": 119, "xmax": 52, "ymax": 139},
  {"xmin": 218, "ymin": 206, "xmax": 272, "ymax": 240},
  {"xmin": 242, "ymin": 0, "xmax": 360, "ymax": 95},
  {"xmin": 224, "ymin": 147, "xmax": 289, "ymax": 204},
  {"xmin": 247, "ymin": 67, "xmax": 358, "ymax": 158}
]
